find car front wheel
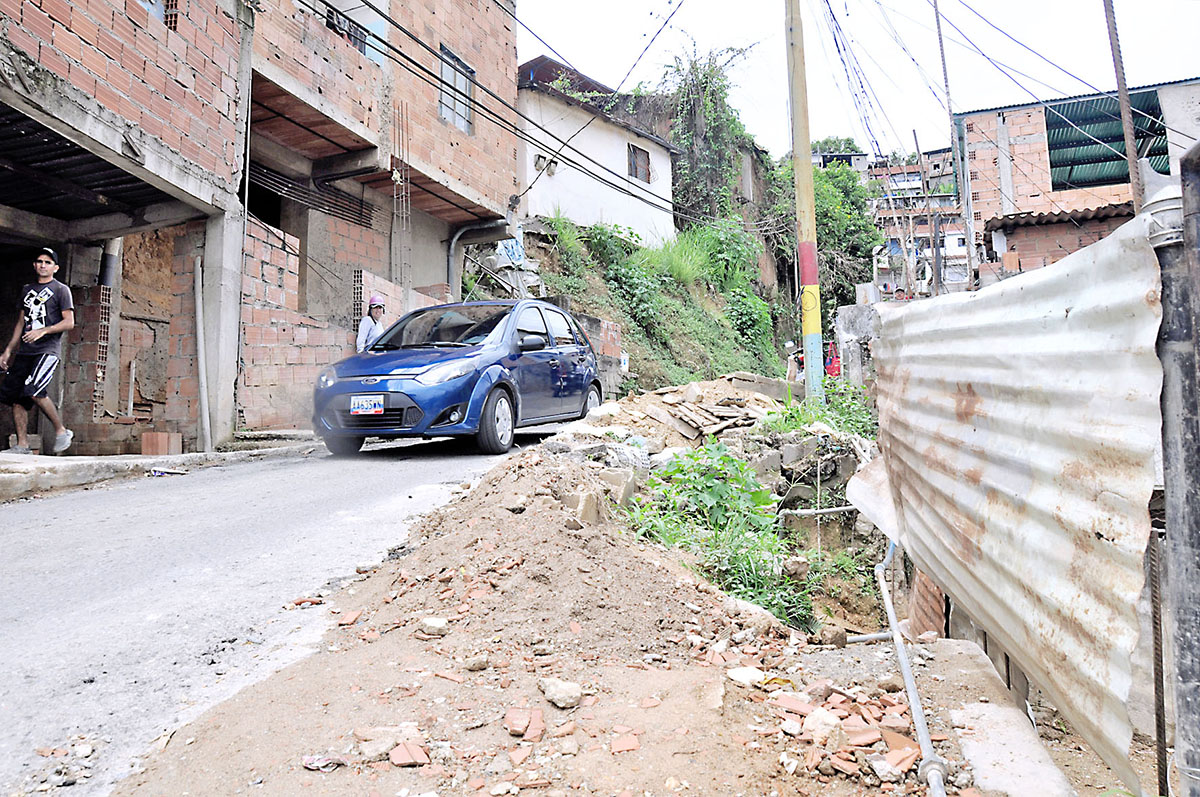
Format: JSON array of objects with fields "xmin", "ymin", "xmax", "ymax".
[
  {"xmin": 476, "ymin": 388, "xmax": 515, "ymax": 454},
  {"xmin": 579, "ymin": 384, "xmax": 602, "ymax": 420},
  {"xmin": 323, "ymin": 435, "xmax": 365, "ymax": 456}
]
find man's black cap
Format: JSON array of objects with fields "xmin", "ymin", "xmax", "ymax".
[{"xmin": 37, "ymin": 247, "xmax": 59, "ymax": 264}]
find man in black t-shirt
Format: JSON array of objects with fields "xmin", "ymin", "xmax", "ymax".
[{"xmin": 0, "ymin": 248, "xmax": 75, "ymax": 454}]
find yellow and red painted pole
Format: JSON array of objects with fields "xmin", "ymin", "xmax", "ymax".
[{"xmin": 785, "ymin": 0, "xmax": 825, "ymax": 402}]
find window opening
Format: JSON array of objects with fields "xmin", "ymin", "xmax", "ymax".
[
  {"xmin": 439, "ymin": 46, "xmax": 475, "ymax": 135},
  {"xmin": 326, "ymin": 8, "xmax": 368, "ymax": 56},
  {"xmin": 628, "ymin": 144, "xmax": 650, "ymax": 183}
]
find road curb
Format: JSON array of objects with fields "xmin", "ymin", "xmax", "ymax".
[{"xmin": 0, "ymin": 443, "xmax": 317, "ymax": 501}]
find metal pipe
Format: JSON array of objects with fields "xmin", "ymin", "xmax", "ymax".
[
  {"xmin": 1102, "ymin": 0, "xmax": 1143, "ymax": 213},
  {"xmin": 1158, "ymin": 143, "xmax": 1200, "ymax": 796},
  {"xmin": 779, "ymin": 504, "xmax": 857, "ymax": 518},
  {"xmin": 847, "ymin": 630, "xmax": 891, "ymax": 645},
  {"xmin": 447, "ymin": 220, "xmax": 508, "ymax": 298},
  {"xmin": 875, "ymin": 542, "xmax": 948, "ymax": 797},
  {"xmin": 99, "ymin": 237, "xmax": 122, "ymax": 287},
  {"xmin": 193, "ymin": 255, "xmax": 213, "ymax": 453}
]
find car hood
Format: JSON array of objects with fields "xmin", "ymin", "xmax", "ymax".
[{"xmin": 335, "ymin": 345, "xmax": 488, "ymax": 377}]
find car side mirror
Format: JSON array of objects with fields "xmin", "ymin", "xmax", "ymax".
[{"xmin": 519, "ymin": 334, "xmax": 547, "ymax": 352}]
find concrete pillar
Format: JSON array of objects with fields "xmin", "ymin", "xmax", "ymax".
[{"xmin": 201, "ymin": 211, "xmax": 244, "ymax": 445}]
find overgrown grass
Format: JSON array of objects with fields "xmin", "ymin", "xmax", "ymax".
[
  {"xmin": 628, "ymin": 441, "xmax": 817, "ymax": 629},
  {"xmin": 763, "ymin": 376, "xmax": 877, "ymax": 438},
  {"xmin": 630, "ymin": 233, "xmax": 708, "ymax": 286}
]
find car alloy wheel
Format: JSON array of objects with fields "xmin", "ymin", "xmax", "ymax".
[{"xmin": 494, "ymin": 393, "xmax": 514, "ymax": 448}]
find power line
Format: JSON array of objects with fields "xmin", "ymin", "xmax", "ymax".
[
  {"xmin": 300, "ymin": 0, "xmax": 750, "ymax": 230},
  {"xmin": 518, "ymin": 0, "xmax": 688, "ymax": 200},
  {"xmin": 954, "ymin": 0, "xmax": 1197, "ymax": 144},
  {"xmin": 924, "ymin": 0, "xmax": 1126, "ymax": 161},
  {"xmin": 489, "ymin": 0, "xmax": 579, "ymax": 72}
]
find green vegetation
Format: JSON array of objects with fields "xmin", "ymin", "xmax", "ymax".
[
  {"xmin": 762, "ymin": 376, "xmax": 877, "ymax": 438},
  {"xmin": 628, "ymin": 441, "xmax": 817, "ymax": 628},
  {"xmin": 537, "ymin": 216, "xmax": 783, "ymax": 390},
  {"xmin": 811, "ymin": 135, "xmax": 860, "ymax": 154}
]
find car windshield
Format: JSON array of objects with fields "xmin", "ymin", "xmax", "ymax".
[{"xmin": 371, "ymin": 304, "xmax": 512, "ymax": 350}]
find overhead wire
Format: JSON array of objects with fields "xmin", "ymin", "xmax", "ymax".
[
  {"xmin": 868, "ymin": 0, "xmax": 1114, "ymax": 224},
  {"xmin": 301, "ymin": 0, "xmax": 760, "ymax": 230},
  {"xmin": 489, "ymin": 0, "xmax": 580, "ymax": 72},
  {"xmin": 953, "ymin": 0, "xmax": 1197, "ymax": 144},
  {"xmin": 517, "ymin": 0, "xmax": 689, "ymax": 200}
]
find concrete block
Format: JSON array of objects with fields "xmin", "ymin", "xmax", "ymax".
[
  {"xmin": 597, "ymin": 468, "xmax": 636, "ymax": 506},
  {"xmin": 141, "ymin": 431, "xmax": 183, "ymax": 456}
]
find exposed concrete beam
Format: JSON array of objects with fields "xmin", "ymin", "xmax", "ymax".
[
  {"xmin": 0, "ymin": 41, "xmax": 239, "ymax": 215},
  {"xmin": 253, "ymin": 60, "xmax": 376, "ymax": 148},
  {"xmin": 249, "ymin": 131, "xmax": 313, "ymax": 180},
  {"xmin": 312, "ymin": 147, "xmax": 386, "ymax": 182},
  {"xmin": 0, "ymin": 203, "xmax": 70, "ymax": 241},
  {"xmin": 0, "ymin": 154, "xmax": 131, "ymax": 212},
  {"xmin": 67, "ymin": 201, "xmax": 205, "ymax": 241}
]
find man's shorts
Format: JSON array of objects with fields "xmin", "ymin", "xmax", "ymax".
[{"xmin": 0, "ymin": 353, "xmax": 60, "ymax": 409}]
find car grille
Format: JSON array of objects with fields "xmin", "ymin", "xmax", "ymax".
[{"xmin": 335, "ymin": 406, "xmax": 424, "ymax": 431}]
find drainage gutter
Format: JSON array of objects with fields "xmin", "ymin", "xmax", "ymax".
[{"xmin": 875, "ymin": 542, "xmax": 948, "ymax": 796}]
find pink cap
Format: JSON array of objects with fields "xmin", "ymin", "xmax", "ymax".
[{"xmin": 368, "ymin": 295, "xmax": 385, "ymax": 307}]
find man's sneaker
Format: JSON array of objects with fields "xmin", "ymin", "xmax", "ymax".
[
  {"xmin": 5, "ymin": 445, "xmax": 31, "ymax": 455},
  {"xmin": 53, "ymin": 429, "xmax": 74, "ymax": 453}
]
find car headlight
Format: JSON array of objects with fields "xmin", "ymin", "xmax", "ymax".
[
  {"xmin": 416, "ymin": 360, "xmax": 475, "ymax": 385},
  {"xmin": 317, "ymin": 366, "xmax": 338, "ymax": 389}
]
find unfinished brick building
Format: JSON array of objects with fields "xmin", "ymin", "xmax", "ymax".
[
  {"xmin": 0, "ymin": 0, "xmax": 518, "ymax": 454},
  {"xmin": 954, "ymin": 77, "xmax": 1200, "ymax": 286}
]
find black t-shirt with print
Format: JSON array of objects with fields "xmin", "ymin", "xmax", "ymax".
[{"xmin": 19, "ymin": 279, "xmax": 74, "ymax": 357}]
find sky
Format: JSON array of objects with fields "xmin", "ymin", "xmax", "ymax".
[{"xmin": 513, "ymin": 0, "xmax": 1200, "ymax": 159}]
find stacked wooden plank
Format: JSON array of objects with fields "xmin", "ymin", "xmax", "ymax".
[{"xmin": 640, "ymin": 390, "xmax": 773, "ymax": 440}]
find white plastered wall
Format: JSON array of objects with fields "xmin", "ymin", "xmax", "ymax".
[{"xmin": 517, "ymin": 91, "xmax": 675, "ymax": 245}]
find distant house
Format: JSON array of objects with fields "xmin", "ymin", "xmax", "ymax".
[
  {"xmin": 516, "ymin": 56, "xmax": 677, "ymax": 246},
  {"xmin": 955, "ymin": 77, "xmax": 1200, "ymax": 285}
]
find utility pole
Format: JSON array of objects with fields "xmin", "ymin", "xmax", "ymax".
[
  {"xmin": 931, "ymin": 213, "xmax": 943, "ymax": 295},
  {"xmin": 914, "ymin": 130, "xmax": 938, "ymax": 295},
  {"xmin": 1102, "ymin": 0, "xmax": 1143, "ymax": 213},
  {"xmin": 932, "ymin": 0, "xmax": 976, "ymax": 290},
  {"xmin": 785, "ymin": 0, "xmax": 824, "ymax": 402}
]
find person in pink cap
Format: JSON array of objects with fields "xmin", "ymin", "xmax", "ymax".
[{"xmin": 355, "ymin": 295, "xmax": 387, "ymax": 352}]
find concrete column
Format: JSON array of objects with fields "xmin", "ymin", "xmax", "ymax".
[
  {"xmin": 997, "ymin": 113, "xmax": 1015, "ymax": 216},
  {"xmin": 201, "ymin": 211, "xmax": 245, "ymax": 444}
]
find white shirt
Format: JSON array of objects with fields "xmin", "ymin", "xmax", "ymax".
[{"xmin": 356, "ymin": 315, "xmax": 385, "ymax": 352}]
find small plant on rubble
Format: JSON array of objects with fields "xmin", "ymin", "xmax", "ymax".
[
  {"xmin": 628, "ymin": 441, "xmax": 816, "ymax": 628},
  {"xmin": 764, "ymin": 377, "xmax": 876, "ymax": 439}
]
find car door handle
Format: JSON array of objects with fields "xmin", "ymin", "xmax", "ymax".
[{"xmin": 549, "ymin": 359, "xmax": 560, "ymax": 368}]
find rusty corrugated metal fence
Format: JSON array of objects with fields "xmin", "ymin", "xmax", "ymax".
[{"xmin": 851, "ymin": 216, "xmax": 1162, "ymax": 794}]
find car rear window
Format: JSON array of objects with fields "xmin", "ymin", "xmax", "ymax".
[
  {"xmin": 544, "ymin": 310, "xmax": 575, "ymax": 347},
  {"xmin": 516, "ymin": 307, "xmax": 548, "ymax": 336}
]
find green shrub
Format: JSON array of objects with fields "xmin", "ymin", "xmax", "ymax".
[
  {"xmin": 632, "ymin": 232, "xmax": 708, "ymax": 286},
  {"xmin": 546, "ymin": 212, "xmax": 588, "ymax": 277},
  {"xmin": 693, "ymin": 218, "xmax": 762, "ymax": 291},
  {"xmin": 604, "ymin": 256, "xmax": 662, "ymax": 332},
  {"xmin": 763, "ymin": 376, "xmax": 877, "ymax": 438},
  {"xmin": 629, "ymin": 441, "xmax": 816, "ymax": 629}
]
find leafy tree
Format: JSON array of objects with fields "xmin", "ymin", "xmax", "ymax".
[
  {"xmin": 759, "ymin": 159, "xmax": 881, "ymax": 334},
  {"xmin": 811, "ymin": 135, "xmax": 860, "ymax": 154}
]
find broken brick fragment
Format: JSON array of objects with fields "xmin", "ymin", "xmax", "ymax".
[
  {"xmin": 504, "ymin": 708, "xmax": 532, "ymax": 736},
  {"xmin": 388, "ymin": 742, "xmax": 430, "ymax": 767},
  {"xmin": 611, "ymin": 734, "xmax": 640, "ymax": 754}
]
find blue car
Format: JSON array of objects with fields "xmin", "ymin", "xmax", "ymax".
[{"xmin": 312, "ymin": 300, "xmax": 603, "ymax": 455}]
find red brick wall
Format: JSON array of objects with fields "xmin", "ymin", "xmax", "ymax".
[
  {"xmin": 964, "ymin": 109, "xmax": 1131, "ymax": 226},
  {"xmin": 1005, "ymin": 216, "xmax": 1132, "ymax": 272},
  {"xmin": 53, "ymin": 224, "xmax": 206, "ymax": 455},
  {"xmin": 252, "ymin": 2, "xmax": 382, "ymax": 135},
  {"xmin": 391, "ymin": 0, "xmax": 516, "ymax": 213},
  {"xmin": 355, "ymin": 269, "xmax": 438, "ymax": 331},
  {"xmin": 238, "ymin": 218, "xmax": 354, "ymax": 430},
  {"xmin": 2, "ymin": 0, "xmax": 244, "ymax": 181}
]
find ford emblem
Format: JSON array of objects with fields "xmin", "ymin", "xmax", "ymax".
[{"xmin": 361, "ymin": 377, "xmax": 381, "ymax": 385}]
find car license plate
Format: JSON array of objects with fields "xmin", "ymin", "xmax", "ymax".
[{"xmin": 350, "ymin": 394, "xmax": 384, "ymax": 415}]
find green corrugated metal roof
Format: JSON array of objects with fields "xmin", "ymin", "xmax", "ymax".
[{"xmin": 1046, "ymin": 89, "xmax": 1170, "ymax": 190}]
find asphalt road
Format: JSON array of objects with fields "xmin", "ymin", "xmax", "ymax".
[{"xmin": 0, "ymin": 435, "xmax": 541, "ymax": 795}]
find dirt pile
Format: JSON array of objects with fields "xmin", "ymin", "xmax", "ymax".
[{"xmin": 111, "ymin": 444, "xmax": 984, "ymax": 797}]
